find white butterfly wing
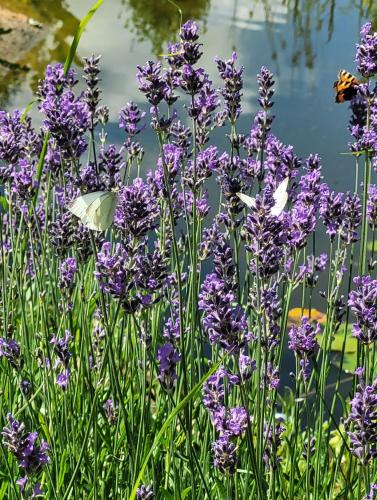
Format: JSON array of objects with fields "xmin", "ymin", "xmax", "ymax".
[
  {"xmin": 271, "ymin": 177, "xmax": 289, "ymax": 216},
  {"xmin": 69, "ymin": 191, "xmax": 117, "ymax": 231},
  {"xmin": 237, "ymin": 192, "xmax": 256, "ymax": 209}
]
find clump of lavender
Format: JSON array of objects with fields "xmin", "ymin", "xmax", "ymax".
[
  {"xmin": 288, "ymin": 317, "xmax": 320, "ymax": 380},
  {"xmin": 2, "ymin": 414, "xmax": 49, "ymax": 495},
  {"xmin": 345, "ymin": 370, "xmax": 377, "ymax": 464},
  {"xmin": 348, "ymin": 276, "xmax": 377, "ymax": 344}
]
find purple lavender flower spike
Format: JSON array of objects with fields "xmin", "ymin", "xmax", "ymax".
[
  {"xmin": 257, "ymin": 66, "xmax": 275, "ymax": 110},
  {"xmin": 95, "ymin": 241, "xmax": 137, "ymax": 306},
  {"xmin": 37, "ymin": 63, "xmax": 77, "ymax": 100},
  {"xmin": 212, "ymin": 434, "xmax": 238, "ymax": 474},
  {"xmin": 2, "ymin": 414, "xmax": 49, "ymax": 475},
  {"xmin": 0, "ymin": 337, "xmax": 21, "ymax": 369},
  {"xmin": 119, "ymin": 101, "xmax": 146, "ymax": 137},
  {"xmin": 319, "ymin": 186, "xmax": 344, "ymax": 241},
  {"xmin": 136, "ymin": 484, "xmax": 154, "ymax": 499},
  {"xmin": 288, "ymin": 317, "xmax": 320, "ymax": 380},
  {"xmin": 103, "ymin": 399, "xmax": 117, "ymax": 425},
  {"xmin": 339, "ymin": 192, "xmax": 362, "ymax": 245},
  {"xmin": 59, "ymin": 257, "xmax": 78, "ymax": 291},
  {"xmin": 202, "ymin": 368, "xmax": 226, "ymax": 412},
  {"xmin": 367, "ymin": 184, "xmax": 377, "ymax": 228},
  {"xmin": 348, "ymin": 276, "xmax": 377, "ymax": 344},
  {"xmin": 365, "ymin": 484, "xmax": 377, "ymax": 500},
  {"xmin": 199, "ymin": 273, "xmax": 250, "ymax": 352},
  {"xmin": 263, "ymin": 418, "xmax": 285, "ymax": 470},
  {"xmin": 114, "ymin": 178, "xmax": 159, "ymax": 238},
  {"xmin": 356, "ymin": 22, "xmax": 377, "ymax": 78},
  {"xmin": 137, "ymin": 61, "xmax": 166, "ymax": 106},
  {"xmin": 56, "ymin": 370, "xmax": 71, "ymax": 390},
  {"xmin": 11, "ymin": 159, "xmax": 38, "ymax": 201},
  {"xmin": 40, "ymin": 88, "xmax": 90, "ymax": 161},
  {"xmin": 216, "ymin": 52, "xmax": 244, "ymax": 123},
  {"xmin": 83, "ymin": 54, "xmax": 102, "ymax": 124},
  {"xmin": 345, "ymin": 375, "xmax": 377, "ymax": 464},
  {"xmin": 157, "ymin": 343, "xmax": 181, "ymax": 392}
]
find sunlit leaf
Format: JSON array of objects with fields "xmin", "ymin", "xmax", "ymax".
[{"xmin": 367, "ymin": 240, "xmax": 376, "ymax": 252}]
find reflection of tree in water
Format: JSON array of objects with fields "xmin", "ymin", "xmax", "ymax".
[
  {"xmin": 121, "ymin": 0, "xmax": 210, "ymax": 54},
  {"xmin": 251, "ymin": 0, "xmax": 377, "ymax": 69},
  {"xmin": 0, "ymin": 0, "xmax": 79, "ymax": 106}
]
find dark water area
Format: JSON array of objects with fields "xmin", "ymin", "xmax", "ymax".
[{"xmin": 0, "ymin": 0, "xmax": 374, "ymax": 406}]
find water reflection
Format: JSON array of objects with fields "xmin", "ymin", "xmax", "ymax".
[
  {"xmin": 122, "ymin": 0, "xmax": 210, "ymax": 54},
  {"xmin": 247, "ymin": 0, "xmax": 376, "ymax": 70},
  {"xmin": 0, "ymin": 0, "xmax": 376, "ymax": 109},
  {"xmin": 0, "ymin": 0, "xmax": 79, "ymax": 106}
]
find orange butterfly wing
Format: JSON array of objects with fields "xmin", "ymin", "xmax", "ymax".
[{"xmin": 334, "ymin": 69, "xmax": 359, "ymax": 103}]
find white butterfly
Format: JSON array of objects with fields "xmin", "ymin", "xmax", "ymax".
[
  {"xmin": 68, "ymin": 190, "xmax": 118, "ymax": 232},
  {"xmin": 237, "ymin": 177, "xmax": 289, "ymax": 217}
]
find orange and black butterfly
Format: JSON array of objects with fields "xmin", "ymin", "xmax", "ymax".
[{"xmin": 333, "ymin": 69, "xmax": 359, "ymax": 103}]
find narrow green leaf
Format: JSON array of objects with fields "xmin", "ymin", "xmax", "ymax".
[
  {"xmin": 58, "ymin": 449, "xmax": 68, "ymax": 490},
  {"xmin": 21, "ymin": 99, "xmax": 37, "ymax": 123},
  {"xmin": 63, "ymin": 0, "xmax": 104, "ymax": 75},
  {"xmin": 181, "ymin": 486, "xmax": 192, "ymax": 499},
  {"xmin": 0, "ymin": 480, "xmax": 8, "ymax": 500},
  {"xmin": 0, "ymin": 195, "xmax": 8, "ymax": 213}
]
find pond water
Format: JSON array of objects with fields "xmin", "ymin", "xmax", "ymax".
[
  {"xmin": 0, "ymin": 0, "xmax": 375, "ymax": 396},
  {"xmin": 1, "ymin": 0, "xmax": 375, "ymax": 193}
]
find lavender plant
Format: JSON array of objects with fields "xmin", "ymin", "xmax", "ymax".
[{"xmin": 0, "ymin": 12, "xmax": 377, "ymax": 500}]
